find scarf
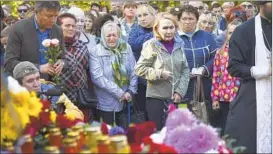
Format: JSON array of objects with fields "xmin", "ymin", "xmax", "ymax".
[{"xmin": 100, "ymin": 31, "xmax": 129, "ymax": 88}]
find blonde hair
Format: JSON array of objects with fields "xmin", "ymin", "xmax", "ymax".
[
  {"xmin": 153, "ymin": 12, "xmax": 178, "ymax": 40},
  {"xmin": 136, "ymin": 4, "xmax": 156, "ymax": 17}
]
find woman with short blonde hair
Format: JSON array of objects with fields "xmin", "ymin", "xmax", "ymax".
[
  {"xmin": 153, "ymin": 12, "xmax": 179, "ymax": 40},
  {"xmin": 135, "ymin": 12, "xmax": 190, "ymax": 130}
]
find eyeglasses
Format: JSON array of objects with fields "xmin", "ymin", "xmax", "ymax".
[
  {"xmin": 233, "ymin": 10, "xmax": 246, "ymax": 17},
  {"xmin": 18, "ymin": 9, "xmax": 28, "ymax": 13},
  {"xmin": 194, "ymin": 6, "xmax": 204, "ymax": 10},
  {"xmin": 241, "ymin": 4, "xmax": 253, "ymax": 9}
]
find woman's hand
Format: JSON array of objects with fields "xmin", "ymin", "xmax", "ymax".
[
  {"xmin": 172, "ymin": 93, "xmax": 182, "ymax": 103},
  {"xmin": 121, "ymin": 92, "xmax": 132, "ymax": 102},
  {"xmin": 212, "ymin": 101, "xmax": 220, "ymax": 110},
  {"xmin": 161, "ymin": 70, "xmax": 172, "ymax": 80}
]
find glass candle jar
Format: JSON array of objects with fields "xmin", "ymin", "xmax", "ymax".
[
  {"xmin": 21, "ymin": 134, "xmax": 34, "ymax": 153},
  {"xmin": 49, "ymin": 128, "xmax": 62, "ymax": 148}
]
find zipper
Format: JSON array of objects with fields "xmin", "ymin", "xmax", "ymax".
[{"xmin": 189, "ymin": 37, "xmax": 196, "ymax": 68}]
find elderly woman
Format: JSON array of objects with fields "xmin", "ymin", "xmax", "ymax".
[
  {"xmin": 198, "ymin": 12, "xmax": 219, "ymax": 37},
  {"xmin": 89, "ymin": 21, "xmax": 137, "ymax": 126},
  {"xmin": 56, "ymin": 13, "xmax": 91, "ymax": 122},
  {"xmin": 135, "ymin": 12, "xmax": 190, "ymax": 131},
  {"xmin": 128, "ymin": 4, "xmax": 156, "ymax": 119}
]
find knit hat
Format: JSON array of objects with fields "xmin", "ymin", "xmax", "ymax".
[{"xmin": 13, "ymin": 61, "xmax": 39, "ymax": 79}]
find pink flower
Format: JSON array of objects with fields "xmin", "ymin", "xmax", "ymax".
[
  {"xmin": 168, "ymin": 104, "xmax": 176, "ymax": 114},
  {"xmin": 189, "ymin": 124, "xmax": 220, "ymax": 153},
  {"xmin": 164, "ymin": 124, "xmax": 220, "ymax": 153},
  {"xmin": 164, "ymin": 126, "xmax": 196, "ymax": 153},
  {"xmin": 165, "ymin": 108, "xmax": 197, "ymax": 132},
  {"xmin": 50, "ymin": 38, "xmax": 59, "ymax": 46},
  {"xmin": 42, "ymin": 39, "xmax": 51, "ymax": 47}
]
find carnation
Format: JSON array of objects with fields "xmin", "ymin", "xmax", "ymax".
[{"xmin": 165, "ymin": 108, "xmax": 197, "ymax": 132}]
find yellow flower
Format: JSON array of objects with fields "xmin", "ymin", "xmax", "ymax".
[
  {"xmin": 50, "ymin": 110, "xmax": 57, "ymax": 123},
  {"xmin": 65, "ymin": 112, "xmax": 76, "ymax": 121}
]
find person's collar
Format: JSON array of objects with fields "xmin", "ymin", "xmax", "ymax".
[{"xmin": 178, "ymin": 27, "xmax": 199, "ymax": 37}]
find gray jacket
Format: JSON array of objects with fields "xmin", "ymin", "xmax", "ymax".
[{"xmin": 135, "ymin": 35, "xmax": 190, "ymax": 99}]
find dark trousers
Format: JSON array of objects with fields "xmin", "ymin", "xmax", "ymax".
[
  {"xmin": 135, "ymin": 83, "xmax": 148, "ymax": 121},
  {"xmin": 146, "ymin": 98, "xmax": 171, "ymax": 131},
  {"xmin": 98, "ymin": 110, "xmax": 124, "ymax": 127},
  {"xmin": 219, "ymin": 101, "xmax": 229, "ymax": 136}
]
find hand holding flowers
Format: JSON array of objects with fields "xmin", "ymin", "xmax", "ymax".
[{"xmin": 42, "ymin": 38, "xmax": 64, "ymax": 83}]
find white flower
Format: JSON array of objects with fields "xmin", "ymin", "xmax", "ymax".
[
  {"xmin": 42, "ymin": 39, "xmax": 51, "ymax": 47},
  {"xmin": 7, "ymin": 76, "xmax": 28, "ymax": 94},
  {"xmin": 50, "ymin": 38, "xmax": 59, "ymax": 46}
]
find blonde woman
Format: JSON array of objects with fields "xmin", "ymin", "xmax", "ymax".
[
  {"xmin": 135, "ymin": 12, "xmax": 190, "ymax": 130},
  {"xmin": 128, "ymin": 4, "xmax": 156, "ymax": 120}
]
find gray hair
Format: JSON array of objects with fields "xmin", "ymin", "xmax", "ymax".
[{"xmin": 34, "ymin": 1, "xmax": 60, "ymax": 12}]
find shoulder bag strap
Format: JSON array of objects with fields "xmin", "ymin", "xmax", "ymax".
[{"xmin": 197, "ymin": 76, "xmax": 206, "ymax": 102}]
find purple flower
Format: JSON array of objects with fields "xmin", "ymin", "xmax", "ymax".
[
  {"xmin": 109, "ymin": 126, "xmax": 125, "ymax": 136},
  {"xmin": 164, "ymin": 124, "xmax": 220, "ymax": 153},
  {"xmin": 189, "ymin": 124, "xmax": 220, "ymax": 153},
  {"xmin": 164, "ymin": 126, "xmax": 196, "ymax": 153},
  {"xmin": 165, "ymin": 108, "xmax": 197, "ymax": 132}
]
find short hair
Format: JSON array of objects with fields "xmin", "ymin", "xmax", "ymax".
[
  {"xmin": 123, "ymin": 1, "xmax": 137, "ymax": 10},
  {"xmin": 226, "ymin": 6, "xmax": 247, "ymax": 23},
  {"xmin": 153, "ymin": 12, "xmax": 179, "ymax": 40},
  {"xmin": 198, "ymin": 12, "xmax": 217, "ymax": 29},
  {"xmin": 91, "ymin": 3, "xmax": 100, "ymax": 9},
  {"xmin": 34, "ymin": 1, "xmax": 61, "ymax": 12},
  {"xmin": 211, "ymin": 3, "xmax": 222, "ymax": 10},
  {"xmin": 109, "ymin": 10, "xmax": 124, "ymax": 18},
  {"xmin": 56, "ymin": 13, "xmax": 77, "ymax": 26},
  {"xmin": 170, "ymin": 6, "xmax": 183, "ymax": 18},
  {"xmin": 178, "ymin": 5, "xmax": 199, "ymax": 21}
]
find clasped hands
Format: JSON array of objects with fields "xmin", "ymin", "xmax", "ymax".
[
  {"xmin": 40, "ymin": 59, "xmax": 65, "ymax": 76},
  {"xmin": 121, "ymin": 92, "xmax": 132, "ymax": 102}
]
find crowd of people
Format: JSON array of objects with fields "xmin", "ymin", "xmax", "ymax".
[{"xmin": 0, "ymin": 1, "xmax": 271, "ymax": 153}]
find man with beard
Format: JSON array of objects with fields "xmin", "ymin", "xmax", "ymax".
[{"xmin": 226, "ymin": 1, "xmax": 272, "ymax": 153}]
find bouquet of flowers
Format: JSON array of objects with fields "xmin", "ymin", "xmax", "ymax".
[
  {"xmin": 42, "ymin": 38, "xmax": 62, "ymax": 84},
  {"xmin": 163, "ymin": 106, "xmax": 220, "ymax": 153}
]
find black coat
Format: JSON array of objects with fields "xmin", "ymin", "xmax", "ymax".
[
  {"xmin": 226, "ymin": 17, "xmax": 272, "ymax": 153},
  {"xmin": 4, "ymin": 15, "xmax": 66, "ymax": 80}
]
